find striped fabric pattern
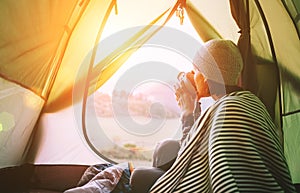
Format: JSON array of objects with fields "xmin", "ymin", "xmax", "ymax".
[{"xmin": 150, "ymin": 91, "xmax": 296, "ymax": 193}]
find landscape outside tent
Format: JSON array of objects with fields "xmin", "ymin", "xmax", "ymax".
[
  {"xmin": 85, "ymin": 49, "xmax": 193, "ymax": 165},
  {"xmin": 87, "ymin": 87, "xmax": 214, "ymax": 165},
  {"xmin": 82, "ymin": 15, "xmax": 206, "ymax": 165}
]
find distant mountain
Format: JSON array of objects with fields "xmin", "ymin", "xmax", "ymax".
[{"xmin": 92, "ymin": 82, "xmax": 180, "ymax": 118}]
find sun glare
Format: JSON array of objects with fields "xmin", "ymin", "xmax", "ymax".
[{"xmin": 0, "ymin": 112, "xmax": 15, "ymax": 132}]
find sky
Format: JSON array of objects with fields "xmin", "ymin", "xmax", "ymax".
[{"xmin": 97, "ymin": 11, "xmax": 203, "ymax": 94}]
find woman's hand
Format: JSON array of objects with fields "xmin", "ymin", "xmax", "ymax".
[{"xmin": 174, "ymin": 71, "xmax": 198, "ymax": 117}]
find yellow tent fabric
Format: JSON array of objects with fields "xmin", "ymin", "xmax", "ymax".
[
  {"xmin": 0, "ymin": 0, "xmax": 85, "ymax": 98},
  {"xmin": 185, "ymin": 1, "xmax": 222, "ymax": 42},
  {"xmin": 44, "ymin": 0, "xmax": 115, "ymax": 112}
]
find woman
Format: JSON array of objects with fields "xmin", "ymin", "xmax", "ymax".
[{"xmin": 131, "ymin": 39, "xmax": 296, "ymax": 193}]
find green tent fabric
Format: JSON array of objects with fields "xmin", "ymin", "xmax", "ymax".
[
  {"xmin": 251, "ymin": 0, "xmax": 300, "ymax": 182},
  {"xmin": 0, "ymin": 0, "xmax": 299, "ymax": 185}
]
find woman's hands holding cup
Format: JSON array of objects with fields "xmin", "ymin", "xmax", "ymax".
[{"xmin": 174, "ymin": 71, "xmax": 198, "ymax": 117}]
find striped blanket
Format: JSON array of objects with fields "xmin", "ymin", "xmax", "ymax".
[{"xmin": 150, "ymin": 91, "xmax": 295, "ymax": 192}]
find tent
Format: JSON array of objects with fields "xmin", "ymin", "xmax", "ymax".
[{"xmin": 0, "ymin": 0, "xmax": 299, "ymax": 192}]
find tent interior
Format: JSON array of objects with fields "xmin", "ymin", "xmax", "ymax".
[{"xmin": 0, "ymin": 0, "xmax": 299, "ymax": 192}]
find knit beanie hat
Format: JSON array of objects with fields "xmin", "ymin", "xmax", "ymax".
[{"xmin": 193, "ymin": 39, "xmax": 243, "ymax": 86}]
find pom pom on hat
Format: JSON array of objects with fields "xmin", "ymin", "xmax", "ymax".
[{"xmin": 193, "ymin": 39, "xmax": 243, "ymax": 86}]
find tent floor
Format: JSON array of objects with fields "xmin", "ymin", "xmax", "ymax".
[
  {"xmin": 0, "ymin": 163, "xmax": 88, "ymax": 193},
  {"xmin": 1, "ymin": 163, "xmax": 299, "ymax": 193}
]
